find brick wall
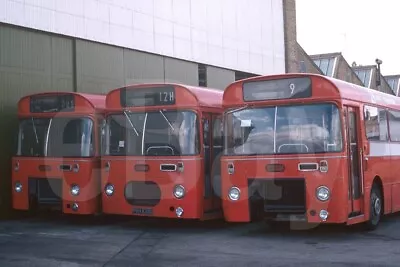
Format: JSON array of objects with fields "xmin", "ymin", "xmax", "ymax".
[
  {"xmin": 297, "ymin": 44, "xmax": 323, "ymax": 74},
  {"xmin": 283, "ymin": 0, "xmax": 298, "ymax": 73},
  {"xmin": 335, "ymin": 55, "xmax": 364, "ymax": 86}
]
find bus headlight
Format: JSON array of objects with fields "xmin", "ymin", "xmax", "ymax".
[
  {"xmin": 105, "ymin": 184, "xmax": 114, "ymax": 196},
  {"xmin": 316, "ymin": 186, "xmax": 330, "ymax": 202},
  {"xmin": 14, "ymin": 182, "xmax": 22, "ymax": 193},
  {"xmin": 70, "ymin": 184, "xmax": 80, "ymax": 196},
  {"xmin": 173, "ymin": 185, "xmax": 185, "ymax": 199},
  {"xmin": 228, "ymin": 187, "xmax": 240, "ymax": 201},
  {"xmin": 176, "ymin": 207, "xmax": 184, "ymax": 217}
]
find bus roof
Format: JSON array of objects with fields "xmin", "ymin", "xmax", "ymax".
[
  {"xmin": 106, "ymin": 83, "xmax": 223, "ymax": 109},
  {"xmin": 223, "ymin": 73, "xmax": 400, "ymax": 109},
  {"xmin": 18, "ymin": 92, "xmax": 106, "ymax": 115}
]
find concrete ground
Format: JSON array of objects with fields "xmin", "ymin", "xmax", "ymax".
[{"xmin": 0, "ymin": 213, "xmax": 399, "ymax": 267}]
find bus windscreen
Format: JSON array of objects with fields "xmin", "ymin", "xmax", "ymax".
[
  {"xmin": 224, "ymin": 103, "xmax": 343, "ymax": 155},
  {"xmin": 105, "ymin": 110, "xmax": 199, "ymax": 156},
  {"xmin": 243, "ymin": 77, "xmax": 312, "ymax": 101},
  {"xmin": 16, "ymin": 117, "xmax": 94, "ymax": 157}
]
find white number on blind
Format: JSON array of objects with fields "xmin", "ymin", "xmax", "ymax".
[{"xmin": 159, "ymin": 92, "xmax": 174, "ymax": 102}]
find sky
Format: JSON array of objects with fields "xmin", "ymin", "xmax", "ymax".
[{"xmin": 296, "ymin": 0, "xmax": 400, "ymax": 75}]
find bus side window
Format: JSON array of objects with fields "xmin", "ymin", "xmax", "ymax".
[
  {"xmin": 364, "ymin": 105, "xmax": 388, "ymax": 141},
  {"xmin": 98, "ymin": 118, "xmax": 104, "ymax": 156},
  {"xmin": 203, "ymin": 118, "xmax": 209, "ymax": 146},
  {"xmin": 388, "ymin": 109, "xmax": 400, "ymax": 142},
  {"xmin": 203, "ymin": 116, "xmax": 211, "ymax": 198},
  {"xmin": 213, "ymin": 117, "xmax": 223, "ymax": 149},
  {"xmin": 212, "ymin": 116, "xmax": 223, "ymax": 198}
]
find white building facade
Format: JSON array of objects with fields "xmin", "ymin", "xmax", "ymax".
[{"xmin": 0, "ymin": 0, "xmax": 288, "ymax": 90}]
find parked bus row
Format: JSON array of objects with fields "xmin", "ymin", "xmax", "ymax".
[{"xmin": 12, "ymin": 73, "xmax": 400, "ymax": 230}]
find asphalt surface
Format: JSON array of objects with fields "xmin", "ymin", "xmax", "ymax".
[{"xmin": 0, "ymin": 213, "xmax": 399, "ymax": 266}]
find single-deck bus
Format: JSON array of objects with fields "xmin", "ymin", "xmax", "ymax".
[
  {"xmin": 221, "ymin": 73, "xmax": 400, "ymax": 230},
  {"xmin": 101, "ymin": 83, "xmax": 223, "ymax": 220},
  {"xmin": 12, "ymin": 92, "xmax": 106, "ymax": 215}
]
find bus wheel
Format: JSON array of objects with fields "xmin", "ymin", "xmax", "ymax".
[{"xmin": 365, "ymin": 183, "xmax": 382, "ymax": 230}]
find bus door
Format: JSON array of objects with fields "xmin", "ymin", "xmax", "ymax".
[
  {"xmin": 346, "ymin": 106, "xmax": 363, "ymax": 217},
  {"xmin": 202, "ymin": 113, "xmax": 222, "ymax": 217}
]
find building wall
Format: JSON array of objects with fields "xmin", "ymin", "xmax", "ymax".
[
  {"xmin": 0, "ymin": 22, "xmax": 241, "ymax": 215},
  {"xmin": 296, "ymin": 43, "xmax": 323, "ymax": 74},
  {"xmin": 369, "ymin": 70, "xmax": 394, "ymax": 95},
  {"xmin": 335, "ymin": 55, "xmax": 364, "ymax": 86},
  {"xmin": 0, "ymin": 25, "xmax": 75, "ymax": 216},
  {"xmin": 1, "ymin": 0, "xmax": 286, "ymax": 75},
  {"xmin": 283, "ymin": 0, "xmax": 297, "ymax": 73},
  {"xmin": 206, "ymin": 66, "xmax": 235, "ymax": 90},
  {"xmin": 75, "ymin": 40, "xmax": 125, "ymax": 93}
]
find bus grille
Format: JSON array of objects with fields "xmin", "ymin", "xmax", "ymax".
[
  {"xmin": 28, "ymin": 178, "xmax": 62, "ymax": 206},
  {"xmin": 248, "ymin": 178, "xmax": 306, "ymax": 214},
  {"xmin": 124, "ymin": 181, "xmax": 161, "ymax": 207}
]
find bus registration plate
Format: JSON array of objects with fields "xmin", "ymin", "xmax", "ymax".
[{"xmin": 133, "ymin": 207, "xmax": 153, "ymax": 215}]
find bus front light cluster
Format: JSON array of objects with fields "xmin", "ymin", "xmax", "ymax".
[
  {"xmin": 316, "ymin": 186, "xmax": 330, "ymax": 202},
  {"xmin": 70, "ymin": 184, "xmax": 80, "ymax": 196},
  {"xmin": 228, "ymin": 187, "xmax": 240, "ymax": 201},
  {"xmin": 176, "ymin": 207, "xmax": 184, "ymax": 217},
  {"xmin": 14, "ymin": 181, "xmax": 22, "ymax": 193},
  {"xmin": 105, "ymin": 184, "xmax": 114, "ymax": 196},
  {"xmin": 71, "ymin": 202, "xmax": 79, "ymax": 212},
  {"xmin": 173, "ymin": 185, "xmax": 185, "ymax": 199},
  {"xmin": 319, "ymin": 210, "xmax": 329, "ymax": 221}
]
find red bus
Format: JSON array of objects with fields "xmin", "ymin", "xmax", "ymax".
[
  {"xmin": 12, "ymin": 92, "xmax": 106, "ymax": 215},
  {"xmin": 101, "ymin": 83, "xmax": 223, "ymax": 220},
  {"xmin": 221, "ymin": 73, "xmax": 400, "ymax": 230}
]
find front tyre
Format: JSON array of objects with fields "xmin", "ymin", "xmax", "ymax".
[{"xmin": 364, "ymin": 183, "xmax": 382, "ymax": 231}]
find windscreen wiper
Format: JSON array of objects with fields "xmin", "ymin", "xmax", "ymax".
[
  {"xmin": 123, "ymin": 110, "xmax": 139, "ymax": 136},
  {"xmin": 31, "ymin": 117, "xmax": 39, "ymax": 144},
  {"xmin": 159, "ymin": 110, "xmax": 174, "ymax": 130},
  {"xmin": 224, "ymin": 105, "xmax": 249, "ymax": 115}
]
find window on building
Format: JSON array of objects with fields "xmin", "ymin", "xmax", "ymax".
[
  {"xmin": 313, "ymin": 57, "xmax": 335, "ymax": 77},
  {"xmin": 235, "ymin": 71, "xmax": 259, "ymax": 81},
  {"xmin": 354, "ymin": 69, "xmax": 372, "ymax": 87},
  {"xmin": 386, "ymin": 78, "xmax": 399, "ymax": 95},
  {"xmin": 198, "ymin": 64, "xmax": 207, "ymax": 87},
  {"xmin": 388, "ymin": 109, "xmax": 400, "ymax": 141},
  {"xmin": 364, "ymin": 105, "xmax": 388, "ymax": 141}
]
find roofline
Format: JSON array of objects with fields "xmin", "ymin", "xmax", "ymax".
[
  {"xmin": 107, "ymin": 83, "xmax": 223, "ymax": 108},
  {"xmin": 352, "ymin": 65, "xmax": 376, "ymax": 70},
  {"xmin": 17, "ymin": 91, "xmax": 106, "ymax": 111},
  {"xmin": 224, "ymin": 73, "xmax": 399, "ymax": 102},
  {"xmin": 384, "ymin": 75, "xmax": 400, "ymax": 79},
  {"xmin": 109, "ymin": 83, "xmax": 221, "ymax": 94},
  {"xmin": 309, "ymin": 52, "xmax": 341, "ymax": 59}
]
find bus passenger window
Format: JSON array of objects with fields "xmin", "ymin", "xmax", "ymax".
[
  {"xmin": 213, "ymin": 118, "xmax": 223, "ymax": 148},
  {"xmin": 388, "ymin": 110, "xmax": 400, "ymax": 142},
  {"xmin": 364, "ymin": 106, "xmax": 388, "ymax": 141},
  {"xmin": 203, "ymin": 118, "xmax": 210, "ymax": 146}
]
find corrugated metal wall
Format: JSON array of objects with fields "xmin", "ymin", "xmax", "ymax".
[
  {"xmin": 124, "ymin": 50, "xmax": 165, "ymax": 85},
  {"xmin": 75, "ymin": 40, "xmax": 125, "ymax": 94},
  {"xmin": 164, "ymin": 58, "xmax": 199, "ymax": 86},
  {"xmin": 0, "ymin": 23, "xmax": 237, "ymax": 216},
  {"xmin": 0, "ymin": 25, "xmax": 74, "ymax": 216},
  {"xmin": 206, "ymin": 66, "xmax": 235, "ymax": 90}
]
